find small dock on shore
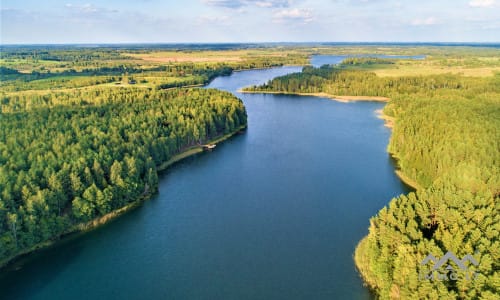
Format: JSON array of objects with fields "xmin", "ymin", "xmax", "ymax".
[{"xmin": 202, "ymin": 144, "xmax": 216, "ymax": 150}]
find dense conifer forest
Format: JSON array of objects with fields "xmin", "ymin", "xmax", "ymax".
[
  {"xmin": 0, "ymin": 87, "xmax": 247, "ymax": 265},
  {"xmin": 245, "ymin": 60, "xmax": 500, "ymax": 298}
]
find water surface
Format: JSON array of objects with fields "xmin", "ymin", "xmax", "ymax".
[{"xmin": 0, "ymin": 58, "xmax": 411, "ymax": 300}]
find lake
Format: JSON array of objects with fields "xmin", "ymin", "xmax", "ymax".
[{"xmin": 0, "ymin": 57, "xmax": 411, "ymax": 299}]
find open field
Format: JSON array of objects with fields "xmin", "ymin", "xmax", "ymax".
[
  {"xmin": 127, "ymin": 51, "xmax": 246, "ymax": 63},
  {"xmin": 308, "ymin": 45, "xmax": 500, "ymax": 57},
  {"xmin": 125, "ymin": 49, "xmax": 307, "ymax": 62},
  {"xmin": 371, "ymin": 58, "xmax": 500, "ymax": 77}
]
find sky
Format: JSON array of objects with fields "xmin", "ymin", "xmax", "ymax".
[{"xmin": 1, "ymin": 0, "xmax": 499, "ymax": 44}]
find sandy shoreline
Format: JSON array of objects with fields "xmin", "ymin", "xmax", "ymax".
[
  {"xmin": 375, "ymin": 109, "xmax": 395, "ymax": 128},
  {"xmin": 238, "ymin": 89, "xmax": 390, "ymax": 103}
]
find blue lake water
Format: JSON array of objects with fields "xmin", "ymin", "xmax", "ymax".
[{"xmin": 0, "ymin": 57, "xmax": 411, "ymax": 299}]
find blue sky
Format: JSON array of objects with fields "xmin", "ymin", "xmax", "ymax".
[{"xmin": 1, "ymin": 0, "xmax": 499, "ymax": 44}]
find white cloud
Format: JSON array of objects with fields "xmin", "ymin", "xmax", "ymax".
[
  {"xmin": 411, "ymin": 17, "xmax": 438, "ymax": 26},
  {"xmin": 65, "ymin": 3, "xmax": 118, "ymax": 15},
  {"xmin": 273, "ymin": 8, "xmax": 313, "ymax": 23},
  {"xmin": 468, "ymin": 0, "xmax": 495, "ymax": 7},
  {"xmin": 331, "ymin": 0, "xmax": 381, "ymax": 4},
  {"xmin": 255, "ymin": 1, "xmax": 290, "ymax": 7},
  {"xmin": 197, "ymin": 15, "xmax": 231, "ymax": 25},
  {"xmin": 202, "ymin": 0, "xmax": 291, "ymax": 9}
]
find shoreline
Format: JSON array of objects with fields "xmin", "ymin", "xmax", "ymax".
[
  {"xmin": 394, "ymin": 170, "xmax": 422, "ymax": 190},
  {"xmin": 374, "ymin": 109, "xmax": 394, "ymax": 128},
  {"xmin": 240, "ymin": 90, "xmax": 420, "ymax": 194},
  {"xmin": 354, "ymin": 111, "xmax": 421, "ymax": 297},
  {"xmin": 245, "ymin": 85, "xmax": 422, "ymax": 296},
  {"xmin": 233, "ymin": 64, "xmax": 305, "ymax": 73},
  {"xmin": 238, "ymin": 89, "xmax": 390, "ymax": 103},
  {"xmin": 354, "ymin": 236, "xmax": 382, "ymax": 299},
  {"xmin": 0, "ymin": 124, "xmax": 247, "ymax": 270},
  {"xmin": 156, "ymin": 124, "xmax": 247, "ymax": 172},
  {"xmin": 374, "ymin": 110, "xmax": 422, "ymax": 190},
  {"xmin": 241, "ymin": 89, "xmax": 420, "ymax": 192}
]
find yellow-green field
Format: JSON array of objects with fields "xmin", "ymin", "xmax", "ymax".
[
  {"xmin": 372, "ymin": 58, "xmax": 500, "ymax": 77},
  {"xmin": 124, "ymin": 49, "xmax": 307, "ymax": 63}
]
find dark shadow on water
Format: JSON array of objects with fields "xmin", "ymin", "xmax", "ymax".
[
  {"xmin": 157, "ymin": 132, "xmax": 248, "ymax": 181},
  {"xmin": 388, "ymin": 154, "xmax": 416, "ymax": 193},
  {"xmin": 0, "ymin": 235, "xmax": 85, "ymax": 300}
]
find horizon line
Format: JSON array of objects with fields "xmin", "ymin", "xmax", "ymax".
[{"xmin": 2, "ymin": 41, "xmax": 500, "ymax": 47}]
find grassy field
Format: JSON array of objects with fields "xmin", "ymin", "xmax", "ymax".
[
  {"xmin": 372, "ymin": 58, "xmax": 500, "ymax": 77},
  {"xmin": 333, "ymin": 58, "xmax": 500, "ymax": 77},
  {"xmin": 126, "ymin": 50, "xmax": 247, "ymax": 63},
  {"xmin": 125, "ymin": 49, "xmax": 307, "ymax": 63}
]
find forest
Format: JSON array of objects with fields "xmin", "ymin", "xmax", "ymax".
[
  {"xmin": 0, "ymin": 86, "xmax": 247, "ymax": 265},
  {"xmin": 245, "ymin": 60, "xmax": 500, "ymax": 298},
  {"xmin": 0, "ymin": 46, "xmax": 312, "ymax": 266}
]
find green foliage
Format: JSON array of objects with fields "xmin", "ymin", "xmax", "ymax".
[
  {"xmin": 0, "ymin": 64, "xmax": 229, "ymax": 92},
  {"xmin": 0, "ymin": 87, "xmax": 247, "ymax": 264},
  {"xmin": 247, "ymin": 64, "xmax": 500, "ymax": 298},
  {"xmin": 340, "ymin": 57, "xmax": 395, "ymax": 66},
  {"xmin": 362, "ymin": 91, "xmax": 499, "ymax": 298},
  {"xmin": 0, "ymin": 47, "xmax": 127, "ymax": 62}
]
